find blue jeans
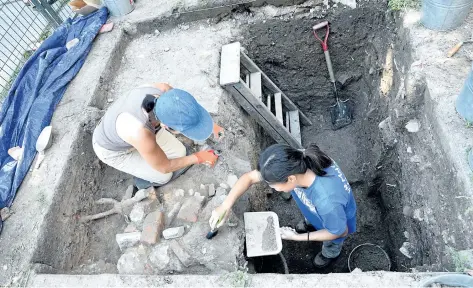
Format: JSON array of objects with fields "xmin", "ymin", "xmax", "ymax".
[{"xmin": 322, "ymin": 240, "xmax": 344, "ymax": 258}]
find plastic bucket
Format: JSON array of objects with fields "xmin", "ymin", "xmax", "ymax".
[
  {"xmin": 102, "ymin": 0, "xmax": 134, "ymax": 17},
  {"xmin": 455, "ymin": 63, "xmax": 473, "ymax": 123},
  {"xmin": 421, "ymin": 0, "xmax": 473, "ymax": 31}
]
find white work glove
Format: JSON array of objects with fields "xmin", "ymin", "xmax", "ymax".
[
  {"xmin": 280, "ymin": 226, "xmax": 299, "ymax": 241},
  {"xmin": 209, "ymin": 205, "xmax": 229, "ymax": 230}
]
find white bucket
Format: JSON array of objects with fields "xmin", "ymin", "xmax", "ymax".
[{"xmin": 102, "ymin": 0, "xmax": 134, "ymax": 17}]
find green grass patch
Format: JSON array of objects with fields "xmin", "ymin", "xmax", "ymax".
[{"xmin": 388, "ymin": 0, "xmax": 420, "ymax": 10}]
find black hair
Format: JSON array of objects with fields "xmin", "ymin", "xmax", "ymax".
[
  {"xmin": 142, "ymin": 94, "xmax": 157, "ymax": 113},
  {"xmin": 257, "ymin": 143, "xmax": 333, "ymax": 183}
]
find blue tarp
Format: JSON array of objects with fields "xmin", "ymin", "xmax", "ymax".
[{"xmin": 0, "ymin": 8, "xmax": 108, "ymax": 210}]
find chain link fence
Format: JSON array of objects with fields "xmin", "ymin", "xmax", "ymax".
[{"xmin": 0, "ymin": 0, "xmax": 74, "ymax": 99}]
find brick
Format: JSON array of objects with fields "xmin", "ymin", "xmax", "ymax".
[
  {"xmin": 141, "ymin": 210, "xmax": 165, "ymax": 245},
  {"xmin": 170, "ymin": 240, "xmax": 194, "ymax": 267},
  {"xmin": 163, "ymin": 226, "xmax": 185, "ymax": 240},
  {"xmin": 116, "ymin": 232, "xmax": 141, "ymax": 251},
  {"xmin": 165, "ymin": 202, "xmax": 182, "ymax": 227},
  {"xmin": 208, "ymin": 184, "xmax": 216, "ymax": 197},
  {"xmin": 176, "ymin": 195, "xmax": 205, "ymax": 222}
]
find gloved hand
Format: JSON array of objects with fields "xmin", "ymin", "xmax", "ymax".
[
  {"xmin": 280, "ymin": 226, "xmax": 299, "ymax": 241},
  {"xmin": 213, "ymin": 123, "xmax": 225, "ymax": 141},
  {"xmin": 209, "ymin": 205, "xmax": 229, "ymax": 230},
  {"xmin": 194, "ymin": 150, "xmax": 218, "ymax": 167}
]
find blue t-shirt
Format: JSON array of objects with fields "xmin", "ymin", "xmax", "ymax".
[{"xmin": 291, "ymin": 162, "xmax": 357, "ymax": 244}]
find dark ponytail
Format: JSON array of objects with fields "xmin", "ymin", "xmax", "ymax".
[
  {"xmin": 258, "ymin": 143, "xmax": 332, "ymax": 183},
  {"xmin": 142, "ymin": 94, "xmax": 157, "ymax": 113}
]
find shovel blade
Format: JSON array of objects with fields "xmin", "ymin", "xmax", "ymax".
[{"xmin": 330, "ymin": 101, "xmax": 353, "ymax": 130}]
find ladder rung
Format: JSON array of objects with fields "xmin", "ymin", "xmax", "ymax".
[
  {"xmin": 274, "ymin": 92, "xmax": 283, "ymax": 124},
  {"xmin": 245, "ymin": 74, "xmax": 249, "ymax": 86},
  {"xmin": 267, "ymin": 94, "xmax": 272, "ymax": 112},
  {"xmin": 249, "ymin": 72, "xmax": 262, "ymax": 101},
  {"xmin": 288, "ymin": 110, "xmax": 301, "ymax": 144},
  {"xmin": 285, "ymin": 111, "xmax": 290, "ymax": 131}
]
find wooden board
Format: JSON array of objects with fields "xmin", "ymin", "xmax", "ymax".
[
  {"xmin": 240, "ymin": 51, "xmax": 312, "ymax": 126},
  {"xmin": 288, "ymin": 110, "xmax": 301, "ymax": 145},
  {"xmin": 274, "ymin": 92, "xmax": 283, "ymax": 124},
  {"xmin": 219, "ymin": 42, "xmax": 241, "ymax": 86},
  {"xmin": 250, "ymin": 72, "xmax": 262, "ymax": 101},
  {"xmin": 229, "ymin": 80, "xmax": 303, "ymax": 149}
]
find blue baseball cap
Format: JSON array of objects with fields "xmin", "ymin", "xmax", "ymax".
[{"xmin": 154, "ymin": 88, "xmax": 213, "ymax": 141}]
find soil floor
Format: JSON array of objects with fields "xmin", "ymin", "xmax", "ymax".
[{"xmin": 243, "ymin": 4, "xmax": 403, "ymax": 273}]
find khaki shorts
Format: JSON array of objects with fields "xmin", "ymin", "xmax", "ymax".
[{"xmin": 93, "ymin": 128, "xmax": 186, "ymax": 184}]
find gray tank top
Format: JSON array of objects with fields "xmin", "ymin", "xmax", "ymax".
[{"xmin": 93, "ymin": 86, "xmax": 163, "ymax": 151}]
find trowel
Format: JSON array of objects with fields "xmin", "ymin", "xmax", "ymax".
[{"xmin": 35, "ymin": 126, "xmax": 53, "ymax": 169}]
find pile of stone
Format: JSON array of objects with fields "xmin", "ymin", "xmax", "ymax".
[{"xmin": 115, "ymin": 175, "xmax": 245, "ymax": 275}]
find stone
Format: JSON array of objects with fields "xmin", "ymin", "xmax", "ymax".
[
  {"xmin": 141, "ymin": 210, "xmax": 165, "ymax": 245},
  {"xmin": 166, "ymin": 202, "xmax": 182, "ymax": 227},
  {"xmin": 177, "ymin": 194, "xmax": 205, "ymax": 222},
  {"xmin": 122, "ymin": 185, "xmax": 134, "ymax": 201},
  {"xmin": 169, "ymin": 240, "xmax": 194, "ymax": 267},
  {"xmin": 399, "ymin": 242, "xmax": 415, "ymax": 259},
  {"xmin": 130, "ymin": 203, "xmax": 145, "ymax": 225},
  {"xmin": 146, "ymin": 187, "xmax": 158, "ymax": 201},
  {"xmin": 208, "ymin": 184, "xmax": 216, "ymax": 197},
  {"xmin": 124, "ymin": 223, "xmax": 139, "ymax": 233},
  {"xmin": 220, "ymin": 183, "xmax": 229, "ymax": 189},
  {"xmin": 188, "ymin": 189, "xmax": 194, "ymax": 196},
  {"xmin": 116, "ymin": 232, "xmax": 141, "ymax": 251},
  {"xmin": 141, "ymin": 199, "xmax": 159, "ymax": 215},
  {"xmin": 369, "ymin": 67, "xmax": 375, "ymax": 75},
  {"xmin": 154, "ymin": 29, "xmax": 160, "ymax": 35},
  {"xmin": 216, "ymin": 187, "xmax": 227, "ymax": 197},
  {"xmin": 122, "ymin": 22, "xmax": 137, "ymax": 35},
  {"xmin": 1, "ymin": 207, "xmax": 12, "ymax": 221},
  {"xmin": 410, "ymin": 155, "xmax": 422, "ymax": 163},
  {"xmin": 149, "ymin": 243, "xmax": 171, "ymax": 271},
  {"xmin": 175, "ymin": 189, "xmax": 185, "ymax": 197},
  {"xmin": 407, "ymin": 146, "xmax": 412, "ymax": 153},
  {"xmin": 180, "ymin": 24, "xmax": 190, "ymax": 30},
  {"xmin": 226, "ymin": 174, "xmax": 238, "ymax": 188},
  {"xmin": 404, "ymin": 231, "xmax": 410, "ymax": 239},
  {"xmin": 164, "ymin": 47, "xmax": 170, "ymax": 52},
  {"xmin": 117, "ymin": 246, "xmax": 148, "ymax": 274},
  {"xmin": 163, "ymin": 226, "xmax": 185, "ymax": 240},
  {"xmin": 405, "ymin": 119, "xmax": 420, "ymax": 133}
]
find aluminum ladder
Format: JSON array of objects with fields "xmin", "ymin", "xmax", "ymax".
[{"xmin": 219, "ymin": 42, "xmax": 312, "ymax": 149}]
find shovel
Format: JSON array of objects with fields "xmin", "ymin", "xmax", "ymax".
[
  {"xmin": 35, "ymin": 126, "xmax": 53, "ymax": 169},
  {"xmin": 313, "ymin": 21, "xmax": 353, "ymax": 130}
]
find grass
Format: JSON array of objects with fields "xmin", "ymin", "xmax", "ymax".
[
  {"xmin": 466, "ymin": 121, "xmax": 473, "ymax": 129},
  {"xmin": 388, "ymin": 0, "xmax": 420, "ymax": 10},
  {"xmin": 448, "ymin": 247, "xmax": 473, "ymax": 272}
]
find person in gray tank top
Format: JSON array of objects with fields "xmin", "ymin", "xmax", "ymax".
[{"xmin": 92, "ymin": 83, "xmax": 224, "ymax": 189}]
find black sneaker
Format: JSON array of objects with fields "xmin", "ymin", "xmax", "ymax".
[
  {"xmin": 295, "ymin": 219, "xmax": 316, "ymax": 234},
  {"xmin": 313, "ymin": 252, "xmax": 335, "ymax": 268}
]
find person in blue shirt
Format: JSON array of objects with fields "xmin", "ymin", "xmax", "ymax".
[{"xmin": 209, "ymin": 143, "xmax": 357, "ymax": 268}]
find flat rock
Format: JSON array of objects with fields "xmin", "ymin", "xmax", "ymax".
[
  {"xmin": 129, "ymin": 203, "xmax": 145, "ymax": 225},
  {"xmin": 141, "ymin": 210, "xmax": 165, "ymax": 245},
  {"xmin": 216, "ymin": 187, "xmax": 227, "ymax": 197},
  {"xmin": 226, "ymin": 174, "xmax": 238, "ymax": 189},
  {"xmin": 116, "ymin": 232, "xmax": 141, "ymax": 251},
  {"xmin": 149, "ymin": 243, "xmax": 171, "ymax": 271},
  {"xmin": 405, "ymin": 119, "xmax": 421, "ymax": 133},
  {"xmin": 208, "ymin": 184, "xmax": 216, "ymax": 197},
  {"xmin": 117, "ymin": 246, "xmax": 149, "ymax": 275},
  {"xmin": 163, "ymin": 226, "xmax": 185, "ymax": 240},
  {"xmin": 169, "ymin": 240, "xmax": 195, "ymax": 267},
  {"xmin": 176, "ymin": 194, "xmax": 205, "ymax": 223},
  {"xmin": 165, "ymin": 202, "xmax": 182, "ymax": 227}
]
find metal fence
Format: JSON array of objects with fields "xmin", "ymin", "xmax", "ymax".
[{"xmin": 0, "ymin": 0, "xmax": 74, "ymax": 98}]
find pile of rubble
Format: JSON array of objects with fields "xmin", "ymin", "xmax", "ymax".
[{"xmin": 113, "ymin": 175, "xmax": 244, "ymax": 275}]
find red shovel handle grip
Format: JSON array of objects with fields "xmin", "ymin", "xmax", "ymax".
[{"xmin": 313, "ymin": 21, "xmax": 330, "ymax": 51}]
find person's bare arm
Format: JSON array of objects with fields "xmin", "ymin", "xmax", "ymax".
[
  {"xmin": 117, "ymin": 113, "xmax": 197, "ymax": 174},
  {"xmin": 280, "ymin": 227, "xmax": 348, "ymax": 242},
  {"xmin": 152, "ymin": 83, "xmax": 172, "ymax": 92},
  {"xmin": 222, "ymin": 170, "xmax": 261, "ymax": 208},
  {"xmin": 209, "ymin": 170, "xmax": 261, "ymax": 228}
]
